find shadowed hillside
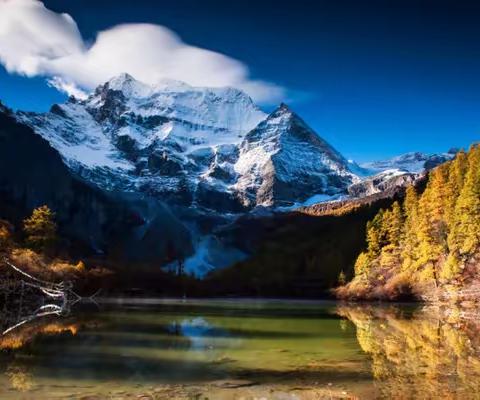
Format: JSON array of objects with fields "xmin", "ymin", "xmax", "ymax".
[{"xmin": 204, "ymin": 184, "xmax": 421, "ymax": 297}]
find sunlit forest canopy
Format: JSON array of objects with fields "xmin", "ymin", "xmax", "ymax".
[{"xmin": 338, "ymin": 145, "xmax": 480, "ymax": 302}]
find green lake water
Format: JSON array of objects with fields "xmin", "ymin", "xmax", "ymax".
[{"xmin": 1, "ymin": 299, "xmax": 480, "ymax": 399}]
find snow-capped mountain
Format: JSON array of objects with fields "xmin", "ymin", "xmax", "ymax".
[
  {"xmin": 233, "ymin": 104, "xmax": 360, "ymax": 207},
  {"xmin": 343, "ymin": 150, "xmax": 458, "ymax": 200},
  {"xmin": 348, "ymin": 169, "xmax": 417, "ymax": 198},
  {"xmin": 18, "ymin": 74, "xmax": 360, "ymax": 213},
  {"xmin": 10, "ymin": 75, "xmax": 461, "ymax": 276},
  {"xmin": 361, "ymin": 151, "xmax": 456, "ymax": 174}
]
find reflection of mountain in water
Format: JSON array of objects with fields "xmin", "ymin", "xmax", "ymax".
[{"xmin": 338, "ymin": 305, "xmax": 480, "ymax": 399}]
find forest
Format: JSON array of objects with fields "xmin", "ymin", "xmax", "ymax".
[{"xmin": 337, "ymin": 145, "xmax": 480, "ymax": 303}]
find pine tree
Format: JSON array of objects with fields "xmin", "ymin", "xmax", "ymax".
[
  {"xmin": 447, "ymin": 145, "xmax": 480, "ymax": 264},
  {"xmin": 23, "ymin": 205, "xmax": 57, "ymax": 254},
  {"xmin": 338, "ymin": 270, "xmax": 347, "ymax": 286},
  {"xmin": 445, "ymin": 150, "xmax": 467, "ymax": 229},
  {"xmin": 352, "ymin": 210, "xmax": 386, "ymax": 279},
  {"xmin": 441, "ymin": 150, "xmax": 469, "ymax": 280},
  {"xmin": 380, "ymin": 202, "xmax": 404, "ymax": 269},
  {"xmin": 401, "ymin": 186, "xmax": 419, "ymax": 272},
  {"xmin": 387, "ymin": 201, "xmax": 404, "ymax": 246},
  {"xmin": 354, "ymin": 251, "xmax": 370, "ymax": 277},
  {"xmin": 366, "ymin": 209, "xmax": 386, "ymax": 259},
  {"xmin": 414, "ymin": 165, "xmax": 451, "ymax": 284}
]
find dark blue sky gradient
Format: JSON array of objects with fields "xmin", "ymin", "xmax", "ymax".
[{"xmin": 1, "ymin": 0, "xmax": 480, "ymax": 161}]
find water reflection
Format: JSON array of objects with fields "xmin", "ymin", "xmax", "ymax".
[
  {"xmin": 338, "ymin": 304, "xmax": 480, "ymax": 399},
  {"xmin": 1, "ymin": 300, "xmax": 480, "ymax": 399}
]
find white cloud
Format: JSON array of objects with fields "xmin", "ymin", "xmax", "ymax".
[
  {"xmin": 47, "ymin": 76, "xmax": 88, "ymax": 100},
  {"xmin": 0, "ymin": 0, "xmax": 284, "ymax": 104}
]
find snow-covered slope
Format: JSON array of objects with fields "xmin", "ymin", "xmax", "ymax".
[
  {"xmin": 18, "ymin": 74, "xmax": 267, "ymax": 206},
  {"xmin": 18, "ymin": 74, "xmax": 362, "ymax": 212},
  {"xmin": 233, "ymin": 104, "xmax": 360, "ymax": 207},
  {"xmin": 361, "ymin": 151, "xmax": 456, "ymax": 174},
  {"xmin": 348, "ymin": 169, "xmax": 418, "ymax": 197}
]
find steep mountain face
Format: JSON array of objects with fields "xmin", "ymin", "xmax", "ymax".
[
  {"xmin": 233, "ymin": 104, "xmax": 359, "ymax": 207},
  {"xmin": 18, "ymin": 74, "xmax": 360, "ymax": 213}
]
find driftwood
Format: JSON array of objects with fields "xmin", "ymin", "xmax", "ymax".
[{"xmin": 0, "ymin": 257, "xmax": 87, "ymax": 336}]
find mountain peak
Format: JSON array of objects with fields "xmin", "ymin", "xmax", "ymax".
[
  {"xmin": 153, "ymin": 78, "xmax": 193, "ymax": 92},
  {"xmin": 274, "ymin": 102, "xmax": 294, "ymax": 116},
  {"xmin": 278, "ymin": 102, "xmax": 291, "ymax": 110},
  {"xmin": 109, "ymin": 72, "xmax": 135, "ymax": 84},
  {"xmin": 103, "ymin": 73, "xmax": 151, "ymax": 98},
  {"xmin": 235, "ymin": 102, "xmax": 359, "ymax": 208}
]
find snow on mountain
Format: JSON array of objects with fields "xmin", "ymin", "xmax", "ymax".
[
  {"xmin": 348, "ymin": 168, "xmax": 418, "ymax": 198},
  {"xmin": 18, "ymin": 74, "xmax": 364, "ymax": 212},
  {"xmin": 232, "ymin": 104, "xmax": 360, "ymax": 207},
  {"xmin": 18, "ymin": 74, "xmax": 266, "ymax": 200},
  {"xmin": 19, "ymin": 102, "xmax": 134, "ymax": 170},
  {"xmin": 17, "ymin": 74, "xmax": 456, "ymax": 215},
  {"xmin": 12, "ymin": 74, "xmax": 461, "ymax": 276},
  {"xmin": 361, "ymin": 151, "xmax": 456, "ymax": 174},
  {"xmin": 85, "ymin": 73, "xmax": 266, "ymax": 144}
]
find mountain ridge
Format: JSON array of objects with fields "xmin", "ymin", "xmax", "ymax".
[
  {"xmin": 8, "ymin": 74, "xmax": 459, "ymax": 275},
  {"xmin": 17, "ymin": 74, "xmax": 364, "ymax": 213}
]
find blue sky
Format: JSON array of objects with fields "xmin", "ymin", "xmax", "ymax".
[{"xmin": 1, "ymin": 0, "xmax": 480, "ymax": 162}]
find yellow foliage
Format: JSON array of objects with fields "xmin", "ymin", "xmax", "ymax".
[
  {"xmin": 9, "ymin": 248, "xmax": 45, "ymax": 272},
  {"xmin": 354, "ymin": 251, "xmax": 370, "ymax": 276},
  {"xmin": 342, "ymin": 145, "xmax": 480, "ymax": 301},
  {"xmin": 0, "ymin": 220, "xmax": 13, "ymax": 250},
  {"xmin": 76, "ymin": 260, "xmax": 86, "ymax": 272},
  {"xmin": 23, "ymin": 205, "xmax": 57, "ymax": 253}
]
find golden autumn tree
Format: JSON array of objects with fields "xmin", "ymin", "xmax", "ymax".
[
  {"xmin": 0, "ymin": 219, "xmax": 13, "ymax": 251},
  {"xmin": 366, "ymin": 209, "xmax": 386, "ymax": 259},
  {"xmin": 354, "ymin": 251, "xmax": 370, "ymax": 276},
  {"xmin": 413, "ymin": 164, "xmax": 451, "ymax": 285},
  {"xmin": 23, "ymin": 205, "xmax": 58, "ymax": 254},
  {"xmin": 401, "ymin": 185, "xmax": 419, "ymax": 273},
  {"xmin": 445, "ymin": 145, "xmax": 480, "ymax": 276},
  {"xmin": 444, "ymin": 150, "xmax": 467, "ymax": 228},
  {"xmin": 339, "ymin": 145, "xmax": 480, "ymax": 300},
  {"xmin": 379, "ymin": 202, "xmax": 404, "ymax": 269},
  {"xmin": 352, "ymin": 210, "xmax": 386, "ymax": 279}
]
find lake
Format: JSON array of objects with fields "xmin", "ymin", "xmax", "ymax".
[{"xmin": 0, "ymin": 299, "xmax": 479, "ymax": 399}]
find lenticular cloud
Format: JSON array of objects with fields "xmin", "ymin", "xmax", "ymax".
[{"xmin": 0, "ymin": 0, "xmax": 283, "ymax": 103}]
